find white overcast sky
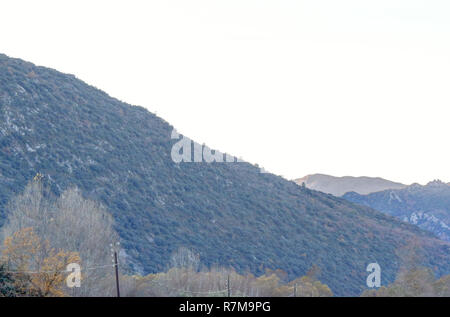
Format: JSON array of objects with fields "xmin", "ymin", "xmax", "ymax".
[{"xmin": 1, "ymin": 0, "xmax": 450, "ymax": 184}]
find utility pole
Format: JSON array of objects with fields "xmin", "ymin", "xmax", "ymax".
[
  {"xmin": 114, "ymin": 251, "xmax": 120, "ymax": 297},
  {"xmin": 227, "ymin": 274, "xmax": 231, "ymax": 297},
  {"xmin": 111, "ymin": 242, "xmax": 121, "ymax": 297},
  {"xmin": 294, "ymin": 283, "xmax": 297, "ymax": 297}
]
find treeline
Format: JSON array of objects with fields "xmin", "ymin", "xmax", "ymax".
[
  {"xmin": 0, "ymin": 178, "xmax": 332, "ymax": 297},
  {"xmin": 118, "ymin": 253, "xmax": 332, "ymax": 297},
  {"xmin": 361, "ymin": 240, "xmax": 450, "ymax": 297},
  {"xmin": 0, "ymin": 178, "xmax": 448, "ymax": 297},
  {"xmin": 0, "ymin": 177, "xmax": 117, "ymax": 296},
  {"xmin": 362, "ymin": 268, "xmax": 450, "ymax": 296}
]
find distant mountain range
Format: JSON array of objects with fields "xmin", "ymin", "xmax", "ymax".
[
  {"xmin": 344, "ymin": 180, "xmax": 450, "ymax": 242},
  {"xmin": 1, "ymin": 54, "xmax": 449, "ymax": 296},
  {"xmin": 294, "ymin": 174, "xmax": 407, "ymax": 197}
]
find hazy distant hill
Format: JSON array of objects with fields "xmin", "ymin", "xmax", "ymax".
[
  {"xmin": 1, "ymin": 54, "xmax": 449, "ymax": 296},
  {"xmin": 344, "ymin": 180, "xmax": 450, "ymax": 242},
  {"xmin": 295, "ymin": 174, "xmax": 407, "ymax": 197}
]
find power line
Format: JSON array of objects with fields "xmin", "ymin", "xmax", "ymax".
[
  {"xmin": 149, "ymin": 278, "xmax": 230, "ymax": 295},
  {"xmin": 2, "ymin": 263, "xmax": 116, "ymax": 275},
  {"xmin": 3, "ymin": 265, "xmax": 301, "ymax": 297}
]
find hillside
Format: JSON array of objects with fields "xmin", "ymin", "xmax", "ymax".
[
  {"xmin": 295, "ymin": 174, "xmax": 407, "ymax": 197},
  {"xmin": 0, "ymin": 53, "xmax": 449, "ymax": 296},
  {"xmin": 344, "ymin": 181, "xmax": 450, "ymax": 242}
]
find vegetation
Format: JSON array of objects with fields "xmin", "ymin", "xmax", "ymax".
[
  {"xmin": 0, "ymin": 181, "xmax": 334, "ymax": 297},
  {"xmin": 119, "ymin": 250, "xmax": 333, "ymax": 297},
  {"xmin": 0, "ymin": 54, "xmax": 449, "ymax": 296},
  {"xmin": 0, "ymin": 178, "xmax": 447, "ymax": 297},
  {"xmin": 362, "ymin": 268, "xmax": 450, "ymax": 297},
  {"xmin": 0, "ymin": 179, "xmax": 117, "ymax": 296},
  {"xmin": 0, "ymin": 264, "xmax": 25, "ymax": 297},
  {"xmin": 362, "ymin": 239, "xmax": 450, "ymax": 297},
  {"xmin": 1, "ymin": 227, "xmax": 79, "ymax": 296},
  {"xmin": 344, "ymin": 180, "xmax": 450, "ymax": 241}
]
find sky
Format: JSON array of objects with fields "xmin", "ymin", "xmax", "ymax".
[{"xmin": 1, "ymin": 0, "xmax": 450, "ymax": 185}]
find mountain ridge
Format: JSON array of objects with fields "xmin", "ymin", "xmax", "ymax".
[
  {"xmin": 343, "ymin": 180, "xmax": 450, "ymax": 242},
  {"xmin": 295, "ymin": 174, "xmax": 407, "ymax": 197},
  {"xmin": 1, "ymin": 53, "xmax": 449, "ymax": 296}
]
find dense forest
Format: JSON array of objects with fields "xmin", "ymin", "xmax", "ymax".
[
  {"xmin": 344, "ymin": 181, "xmax": 450, "ymax": 242},
  {"xmin": 1, "ymin": 54, "xmax": 450, "ymax": 296},
  {"xmin": 0, "ymin": 180, "xmax": 448, "ymax": 297}
]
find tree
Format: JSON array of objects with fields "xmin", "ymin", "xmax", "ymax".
[
  {"xmin": 361, "ymin": 268, "xmax": 448, "ymax": 297},
  {"xmin": 1, "ymin": 178, "xmax": 119, "ymax": 296},
  {"xmin": 361, "ymin": 241, "xmax": 449, "ymax": 297},
  {"xmin": 288, "ymin": 275, "xmax": 333, "ymax": 297},
  {"xmin": 433, "ymin": 274, "xmax": 450, "ymax": 297},
  {"xmin": 1, "ymin": 227, "xmax": 80, "ymax": 296},
  {"xmin": 169, "ymin": 247, "xmax": 200, "ymax": 271}
]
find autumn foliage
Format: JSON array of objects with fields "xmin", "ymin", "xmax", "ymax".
[{"xmin": 2, "ymin": 227, "xmax": 79, "ymax": 297}]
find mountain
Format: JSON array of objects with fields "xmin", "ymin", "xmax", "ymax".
[
  {"xmin": 343, "ymin": 180, "xmax": 450, "ymax": 242},
  {"xmin": 0, "ymin": 53, "xmax": 449, "ymax": 296},
  {"xmin": 295, "ymin": 174, "xmax": 407, "ymax": 197}
]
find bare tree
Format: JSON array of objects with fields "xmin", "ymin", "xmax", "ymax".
[
  {"xmin": 1, "ymin": 180, "xmax": 52, "ymax": 240},
  {"xmin": 169, "ymin": 247, "xmax": 200, "ymax": 271},
  {"xmin": 1, "ymin": 179, "xmax": 119, "ymax": 296}
]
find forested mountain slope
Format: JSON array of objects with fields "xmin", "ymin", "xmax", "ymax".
[
  {"xmin": 1, "ymin": 54, "xmax": 449, "ymax": 296},
  {"xmin": 344, "ymin": 181, "xmax": 450, "ymax": 242}
]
